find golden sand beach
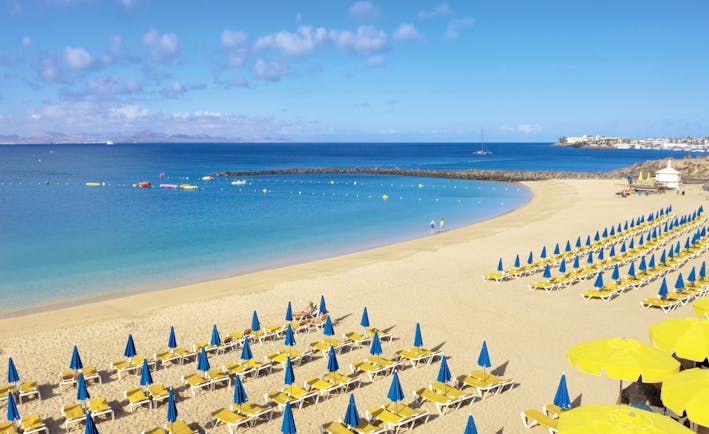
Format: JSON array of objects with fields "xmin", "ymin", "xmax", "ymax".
[{"xmin": 1, "ymin": 179, "xmax": 705, "ymax": 433}]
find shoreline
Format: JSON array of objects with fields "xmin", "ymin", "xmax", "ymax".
[
  {"xmin": 0, "ymin": 181, "xmax": 535, "ymax": 332},
  {"xmin": 0, "ymin": 181, "xmax": 532, "ymax": 319}
]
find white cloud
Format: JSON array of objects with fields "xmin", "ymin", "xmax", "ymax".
[
  {"xmin": 160, "ymin": 81, "xmax": 206, "ymax": 98},
  {"xmin": 87, "ymin": 77, "xmax": 142, "ymax": 96},
  {"xmin": 443, "ymin": 17, "xmax": 475, "ymax": 40},
  {"xmin": 366, "ymin": 55, "xmax": 386, "ymax": 67},
  {"xmin": 221, "ymin": 30, "xmax": 247, "ymax": 49},
  {"xmin": 142, "ymin": 29, "xmax": 180, "ymax": 63},
  {"xmin": 348, "ymin": 1, "xmax": 381, "ymax": 20},
  {"xmin": 333, "ymin": 25, "xmax": 388, "ymax": 54},
  {"xmin": 102, "ymin": 35, "xmax": 138, "ymax": 64},
  {"xmin": 33, "ymin": 57, "xmax": 73, "ymax": 84},
  {"xmin": 252, "ymin": 59, "xmax": 288, "ymax": 81},
  {"xmin": 502, "ymin": 124, "xmax": 544, "ymax": 135},
  {"xmin": 110, "ymin": 104, "xmax": 149, "ymax": 120},
  {"xmin": 64, "ymin": 46, "xmax": 94, "ymax": 69},
  {"xmin": 393, "ymin": 23, "xmax": 421, "ymax": 42},
  {"xmin": 21, "ymin": 36, "xmax": 31, "ymax": 46},
  {"xmin": 418, "ymin": 3, "xmax": 451, "ymax": 19},
  {"xmin": 254, "ymin": 26, "xmax": 328, "ymax": 56}
]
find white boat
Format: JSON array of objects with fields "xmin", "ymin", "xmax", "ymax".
[
  {"xmin": 105, "ymin": 140, "xmax": 114, "ymax": 145},
  {"xmin": 473, "ymin": 128, "xmax": 492, "ymax": 156},
  {"xmin": 231, "ymin": 179, "xmax": 247, "ymax": 186}
]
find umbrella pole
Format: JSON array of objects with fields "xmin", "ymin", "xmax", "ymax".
[{"xmin": 617, "ymin": 379, "xmax": 623, "ymax": 404}]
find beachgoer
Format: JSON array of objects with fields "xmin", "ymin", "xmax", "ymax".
[
  {"xmin": 293, "ymin": 301, "xmax": 316, "ymax": 320},
  {"xmin": 430, "ymin": 220, "xmax": 436, "ymax": 234},
  {"xmin": 439, "ymin": 218, "xmax": 445, "ymax": 232}
]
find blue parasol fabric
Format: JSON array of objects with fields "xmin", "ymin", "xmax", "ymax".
[
  {"xmin": 168, "ymin": 326, "xmax": 177, "ymax": 349},
  {"xmin": 70, "ymin": 345, "xmax": 83, "ymax": 370},
  {"xmin": 124, "ymin": 334, "xmax": 137, "ymax": 359},
  {"xmin": 360, "ymin": 306, "xmax": 370, "ymax": 328},
  {"xmin": 197, "ymin": 347, "xmax": 210, "ymax": 373},
  {"xmin": 413, "ymin": 323, "xmax": 423, "ymax": 348},
  {"xmin": 210, "ymin": 324, "xmax": 221, "ymax": 347},
  {"xmin": 7, "ymin": 357, "xmax": 19, "ymax": 384},
  {"xmin": 140, "ymin": 357, "xmax": 153, "ymax": 386}
]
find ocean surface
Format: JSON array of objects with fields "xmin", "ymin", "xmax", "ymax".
[{"xmin": 0, "ymin": 142, "xmax": 699, "ymax": 312}]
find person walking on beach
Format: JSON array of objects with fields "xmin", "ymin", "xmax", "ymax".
[
  {"xmin": 430, "ymin": 220, "xmax": 436, "ymax": 234},
  {"xmin": 439, "ymin": 218, "xmax": 445, "ymax": 232}
]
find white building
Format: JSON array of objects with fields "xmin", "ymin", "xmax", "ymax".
[{"xmin": 655, "ymin": 160, "xmax": 681, "ymax": 190}]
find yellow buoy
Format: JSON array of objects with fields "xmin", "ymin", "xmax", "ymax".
[
  {"xmin": 329, "ymin": 180, "xmax": 335, "ymax": 185},
  {"xmin": 418, "ymin": 183, "xmax": 424, "ymax": 188},
  {"xmin": 85, "ymin": 182, "xmax": 101, "ymax": 187},
  {"xmin": 382, "ymin": 194, "xmax": 389, "ymax": 200},
  {"xmin": 262, "ymin": 188, "xmax": 268, "ymax": 193}
]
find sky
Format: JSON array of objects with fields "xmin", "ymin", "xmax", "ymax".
[{"xmin": 1, "ymin": 0, "xmax": 708, "ymax": 142}]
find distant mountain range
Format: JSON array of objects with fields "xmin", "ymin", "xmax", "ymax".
[{"xmin": 0, "ymin": 131, "xmax": 291, "ymax": 144}]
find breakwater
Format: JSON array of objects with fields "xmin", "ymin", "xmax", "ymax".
[{"xmin": 215, "ymin": 167, "xmax": 618, "ymax": 182}]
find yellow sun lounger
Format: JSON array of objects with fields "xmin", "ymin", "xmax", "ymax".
[
  {"xmin": 181, "ymin": 373, "xmax": 212, "ymax": 397},
  {"xmin": 521, "ymin": 408, "xmax": 559, "ymax": 433},
  {"xmin": 429, "ymin": 382, "xmax": 477, "ymax": 404},
  {"xmin": 164, "ymin": 420, "xmax": 197, "ymax": 434},
  {"xmin": 350, "ymin": 360, "xmax": 392, "ymax": 382},
  {"xmin": 20, "ymin": 415, "xmax": 48, "ymax": 434},
  {"xmin": 61, "ymin": 403, "xmax": 85, "ymax": 430},
  {"xmin": 141, "ymin": 428, "xmax": 166, "ymax": 434},
  {"xmin": 125, "ymin": 387, "xmax": 151, "ymax": 413},
  {"xmin": 320, "ymin": 420, "xmax": 388, "ymax": 434},
  {"xmin": 343, "ymin": 331, "xmax": 372, "ymax": 347},
  {"xmin": 231, "ymin": 402, "xmax": 274, "ymax": 422},
  {"xmin": 304, "ymin": 378, "xmax": 343, "ymax": 402},
  {"xmin": 148, "ymin": 384, "xmax": 170, "ymax": 408},
  {"xmin": 206, "ymin": 369, "xmax": 231, "ymax": 390},
  {"xmin": 81, "ymin": 366, "xmax": 102, "ymax": 384},
  {"xmin": 0, "ymin": 422, "xmax": 17, "ymax": 434},
  {"xmin": 110, "ymin": 359, "xmax": 138, "ymax": 379},
  {"xmin": 210, "ymin": 408, "xmax": 253, "ymax": 433},
  {"xmin": 324, "ymin": 372, "xmax": 361, "ymax": 391},
  {"xmin": 396, "ymin": 347, "xmax": 442, "ymax": 367},
  {"xmin": 640, "ymin": 297, "xmax": 681, "ymax": 313},
  {"xmin": 224, "ymin": 359, "xmax": 273, "ymax": 378},
  {"xmin": 89, "ymin": 397, "xmax": 114, "ymax": 420},
  {"xmin": 468, "ymin": 370, "xmax": 515, "ymax": 392},
  {"xmin": 18, "ymin": 381, "xmax": 40, "ymax": 403},
  {"xmin": 454, "ymin": 375, "xmax": 502, "ymax": 398},
  {"xmin": 414, "ymin": 387, "xmax": 466, "ymax": 415}
]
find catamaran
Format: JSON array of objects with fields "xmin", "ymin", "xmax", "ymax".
[{"xmin": 473, "ymin": 128, "xmax": 492, "ymax": 156}]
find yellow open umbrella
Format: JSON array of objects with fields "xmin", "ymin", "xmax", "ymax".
[
  {"xmin": 650, "ymin": 317, "xmax": 709, "ymax": 362},
  {"xmin": 559, "ymin": 404, "xmax": 694, "ymax": 433},
  {"xmin": 568, "ymin": 337, "xmax": 680, "ymax": 401},
  {"xmin": 694, "ymin": 298, "xmax": 709, "ymax": 319},
  {"xmin": 662, "ymin": 368, "xmax": 709, "ymax": 428}
]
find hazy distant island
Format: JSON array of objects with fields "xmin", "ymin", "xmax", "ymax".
[{"xmin": 554, "ymin": 135, "xmax": 709, "ymax": 152}]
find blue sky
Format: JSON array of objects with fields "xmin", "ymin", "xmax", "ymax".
[{"xmin": 1, "ymin": 0, "xmax": 708, "ymax": 142}]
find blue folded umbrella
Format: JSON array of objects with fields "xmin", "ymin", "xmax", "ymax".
[
  {"xmin": 326, "ymin": 345, "xmax": 339, "ymax": 373},
  {"xmin": 197, "ymin": 347, "xmax": 210, "ymax": 373},
  {"xmin": 540, "ymin": 246, "xmax": 547, "ymax": 259},
  {"xmin": 370, "ymin": 331, "xmax": 383, "ymax": 356},
  {"xmin": 7, "ymin": 357, "xmax": 19, "ymax": 384},
  {"xmin": 167, "ymin": 388, "xmax": 178, "ymax": 424},
  {"xmin": 168, "ymin": 326, "xmax": 177, "ymax": 350},
  {"xmin": 527, "ymin": 251, "xmax": 534, "ymax": 265},
  {"xmin": 514, "ymin": 254, "xmax": 521, "ymax": 268},
  {"xmin": 241, "ymin": 335, "xmax": 253, "ymax": 361},
  {"xmin": 7, "ymin": 392, "xmax": 20, "ymax": 423},
  {"xmin": 70, "ymin": 345, "xmax": 83, "ymax": 370},
  {"xmin": 553, "ymin": 373, "xmax": 571, "ymax": 409},
  {"xmin": 627, "ymin": 261, "xmax": 636, "ymax": 277},
  {"xmin": 323, "ymin": 316, "xmax": 335, "ymax": 337},
  {"xmin": 210, "ymin": 324, "xmax": 221, "ymax": 347},
  {"xmin": 284, "ymin": 324, "xmax": 296, "ymax": 348},
  {"xmin": 251, "ymin": 311, "xmax": 261, "ymax": 332},
  {"xmin": 285, "ymin": 301, "xmax": 293, "ymax": 322},
  {"xmin": 565, "ymin": 240, "xmax": 571, "ymax": 252},
  {"xmin": 343, "ymin": 394, "xmax": 360, "ymax": 429},
  {"xmin": 360, "ymin": 306, "xmax": 370, "ymax": 328},
  {"xmin": 553, "ymin": 243, "xmax": 560, "ymax": 255},
  {"xmin": 477, "ymin": 340, "xmax": 491, "ymax": 370},
  {"xmin": 437, "ymin": 355, "xmax": 451, "ymax": 384},
  {"xmin": 675, "ymin": 273, "xmax": 685, "ymax": 291},
  {"xmin": 542, "ymin": 264, "xmax": 551, "ymax": 280},
  {"xmin": 413, "ymin": 323, "xmax": 424, "ymax": 348},
  {"xmin": 77, "ymin": 372, "xmax": 90, "ymax": 401},
  {"xmin": 593, "ymin": 272, "xmax": 604, "ymax": 289},
  {"xmin": 611, "ymin": 265, "xmax": 619, "ymax": 281},
  {"xmin": 233, "ymin": 374, "xmax": 249, "ymax": 407},
  {"xmin": 464, "ymin": 414, "xmax": 478, "ymax": 434},
  {"xmin": 658, "ymin": 278, "xmax": 668, "ymax": 298},
  {"xmin": 387, "ymin": 371, "xmax": 404, "ymax": 404},
  {"xmin": 124, "ymin": 334, "xmax": 137, "ymax": 359},
  {"xmin": 284, "ymin": 356, "xmax": 295, "ymax": 387},
  {"xmin": 318, "ymin": 295, "xmax": 328, "ymax": 315},
  {"xmin": 281, "ymin": 401, "xmax": 297, "ymax": 434},
  {"xmin": 140, "ymin": 358, "xmax": 153, "ymax": 386},
  {"xmin": 84, "ymin": 412, "xmax": 99, "ymax": 434},
  {"xmin": 558, "ymin": 259, "xmax": 566, "ymax": 274}
]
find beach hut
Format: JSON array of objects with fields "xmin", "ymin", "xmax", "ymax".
[{"xmin": 655, "ymin": 160, "xmax": 681, "ymax": 190}]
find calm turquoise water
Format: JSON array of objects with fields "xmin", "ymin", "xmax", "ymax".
[{"xmin": 0, "ymin": 142, "xmax": 698, "ymax": 312}]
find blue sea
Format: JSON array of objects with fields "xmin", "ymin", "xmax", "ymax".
[{"xmin": 0, "ymin": 142, "xmax": 699, "ymax": 312}]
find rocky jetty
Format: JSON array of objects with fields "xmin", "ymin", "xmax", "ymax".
[{"xmin": 215, "ymin": 167, "xmax": 617, "ymax": 182}]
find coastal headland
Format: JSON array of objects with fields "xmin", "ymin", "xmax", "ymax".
[{"xmin": 1, "ymin": 175, "xmax": 705, "ymax": 433}]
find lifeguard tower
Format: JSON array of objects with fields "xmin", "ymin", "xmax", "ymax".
[{"xmin": 655, "ymin": 160, "xmax": 681, "ymax": 190}]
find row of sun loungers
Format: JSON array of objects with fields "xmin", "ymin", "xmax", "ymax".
[
  {"xmin": 485, "ymin": 210, "xmax": 677, "ymax": 281},
  {"xmin": 0, "ymin": 381, "xmax": 41, "ymax": 404},
  {"xmin": 142, "ymin": 420, "xmax": 198, "ymax": 434},
  {"xmin": 0, "ymin": 416, "xmax": 49, "ymax": 434},
  {"xmin": 210, "ymin": 402, "xmax": 274, "ymax": 433},
  {"xmin": 61, "ymin": 398, "xmax": 114, "ymax": 430}
]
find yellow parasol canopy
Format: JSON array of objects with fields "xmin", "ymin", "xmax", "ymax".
[
  {"xmin": 661, "ymin": 368, "xmax": 709, "ymax": 427},
  {"xmin": 637, "ymin": 171, "xmax": 644, "ymax": 183},
  {"xmin": 693, "ymin": 298, "xmax": 709, "ymax": 319},
  {"xmin": 650, "ymin": 317, "xmax": 709, "ymax": 362},
  {"xmin": 568, "ymin": 337, "xmax": 680, "ymax": 383},
  {"xmin": 559, "ymin": 404, "xmax": 694, "ymax": 433}
]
